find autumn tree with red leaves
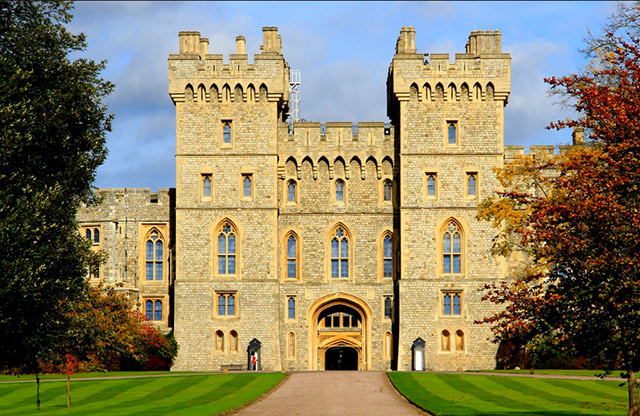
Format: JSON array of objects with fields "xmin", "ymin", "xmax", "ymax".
[{"xmin": 478, "ymin": 3, "xmax": 640, "ymax": 415}]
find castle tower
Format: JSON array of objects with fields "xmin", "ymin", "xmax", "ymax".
[
  {"xmin": 387, "ymin": 28, "xmax": 511, "ymax": 370},
  {"xmin": 168, "ymin": 28, "xmax": 290, "ymax": 370}
]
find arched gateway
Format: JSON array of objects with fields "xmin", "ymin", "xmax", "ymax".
[{"xmin": 308, "ymin": 293, "xmax": 373, "ymax": 370}]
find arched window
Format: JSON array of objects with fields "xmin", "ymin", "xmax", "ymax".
[
  {"xmin": 330, "ymin": 226, "xmax": 349, "ymax": 278},
  {"xmin": 288, "ymin": 332, "xmax": 295, "ymax": 358},
  {"xmin": 383, "ymin": 234, "xmax": 392, "ymax": 278},
  {"xmin": 455, "ymin": 330, "xmax": 465, "ymax": 351},
  {"xmin": 384, "ymin": 332, "xmax": 392, "ymax": 359},
  {"xmin": 215, "ymin": 330, "xmax": 224, "ymax": 352},
  {"xmin": 145, "ymin": 229, "xmax": 164, "ymax": 280},
  {"xmin": 230, "ymin": 330, "xmax": 238, "ymax": 352},
  {"xmin": 223, "ymin": 122, "xmax": 231, "ymax": 143},
  {"xmin": 383, "ymin": 180, "xmax": 392, "ymax": 202},
  {"xmin": 145, "ymin": 300, "xmax": 153, "ymax": 320},
  {"xmin": 443, "ymin": 221, "xmax": 462, "ymax": 274},
  {"xmin": 85, "ymin": 229, "xmax": 92, "ymax": 240},
  {"xmin": 287, "ymin": 296, "xmax": 296, "ymax": 319},
  {"xmin": 467, "ymin": 173, "xmax": 477, "ymax": 196},
  {"xmin": 335, "ymin": 180, "xmax": 344, "ymax": 202},
  {"xmin": 217, "ymin": 222, "xmax": 237, "ymax": 275},
  {"xmin": 285, "ymin": 233, "xmax": 298, "ymax": 279},
  {"xmin": 442, "ymin": 330, "xmax": 451, "ymax": 352},
  {"xmin": 93, "ymin": 228, "xmax": 100, "ymax": 243},
  {"xmin": 203, "ymin": 175, "xmax": 212, "ymax": 198},
  {"xmin": 287, "ymin": 180, "xmax": 297, "ymax": 203},
  {"xmin": 154, "ymin": 300, "xmax": 163, "ymax": 321}
]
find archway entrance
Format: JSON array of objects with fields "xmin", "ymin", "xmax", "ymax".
[
  {"xmin": 308, "ymin": 293, "xmax": 373, "ymax": 371},
  {"xmin": 325, "ymin": 346, "xmax": 358, "ymax": 370}
]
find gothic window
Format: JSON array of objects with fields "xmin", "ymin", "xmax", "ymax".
[
  {"xmin": 442, "ymin": 291, "xmax": 462, "ymax": 315},
  {"xmin": 330, "ymin": 226, "xmax": 349, "ymax": 279},
  {"xmin": 230, "ymin": 330, "xmax": 238, "ymax": 352},
  {"xmin": 426, "ymin": 173, "xmax": 437, "ymax": 197},
  {"xmin": 383, "ymin": 295, "xmax": 392, "ymax": 319},
  {"xmin": 285, "ymin": 232, "xmax": 299, "ymax": 279},
  {"xmin": 382, "ymin": 234, "xmax": 393, "ymax": 278},
  {"xmin": 85, "ymin": 228, "xmax": 92, "ymax": 240},
  {"xmin": 222, "ymin": 121, "xmax": 231, "ymax": 144},
  {"xmin": 383, "ymin": 179, "xmax": 392, "ymax": 202},
  {"xmin": 215, "ymin": 330, "xmax": 224, "ymax": 352},
  {"xmin": 287, "ymin": 180, "xmax": 297, "ymax": 203},
  {"xmin": 202, "ymin": 174, "xmax": 212, "ymax": 198},
  {"xmin": 93, "ymin": 228, "xmax": 100, "ymax": 243},
  {"xmin": 443, "ymin": 221, "xmax": 462, "ymax": 274},
  {"xmin": 467, "ymin": 173, "xmax": 477, "ymax": 197},
  {"xmin": 217, "ymin": 292, "xmax": 237, "ymax": 316},
  {"xmin": 447, "ymin": 121, "xmax": 457, "ymax": 145},
  {"xmin": 335, "ymin": 179, "xmax": 345, "ymax": 203},
  {"xmin": 145, "ymin": 300, "xmax": 153, "ymax": 320},
  {"xmin": 217, "ymin": 222, "xmax": 237, "ymax": 275},
  {"xmin": 145, "ymin": 229, "xmax": 164, "ymax": 281},
  {"xmin": 287, "ymin": 296, "xmax": 296, "ymax": 319},
  {"xmin": 441, "ymin": 330, "xmax": 451, "ymax": 352},
  {"xmin": 455, "ymin": 330, "xmax": 465, "ymax": 351}
]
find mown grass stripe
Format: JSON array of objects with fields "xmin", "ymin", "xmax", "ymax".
[
  {"xmin": 397, "ymin": 372, "xmax": 479, "ymax": 415},
  {"xmin": 435, "ymin": 374, "xmax": 546, "ymax": 413},
  {"xmin": 538, "ymin": 378, "xmax": 625, "ymax": 404}
]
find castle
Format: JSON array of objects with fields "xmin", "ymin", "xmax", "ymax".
[{"xmin": 77, "ymin": 26, "xmax": 574, "ymax": 372}]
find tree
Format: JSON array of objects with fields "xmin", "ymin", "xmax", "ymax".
[
  {"xmin": 478, "ymin": 3, "xmax": 640, "ymax": 415},
  {"xmin": 39, "ymin": 287, "xmax": 178, "ymax": 407},
  {"xmin": 0, "ymin": 0, "xmax": 112, "ymax": 407}
]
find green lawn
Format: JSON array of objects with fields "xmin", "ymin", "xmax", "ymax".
[
  {"xmin": 389, "ymin": 372, "xmax": 627, "ymax": 415},
  {"xmin": 0, "ymin": 371, "xmax": 198, "ymax": 381},
  {"xmin": 0, "ymin": 372, "xmax": 285, "ymax": 415},
  {"xmin": 469, "ymin": 369, "xmax": 620, "ymax": 377}
]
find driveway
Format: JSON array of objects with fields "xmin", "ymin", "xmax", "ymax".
[{"xmin": 232, "ymin": 371, "xmax": 425, "ymax": 416}]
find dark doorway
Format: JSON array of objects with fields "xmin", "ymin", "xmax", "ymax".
[{"xmin": 325, "ymin": 347, "xmax": 358, "ymax": 370}]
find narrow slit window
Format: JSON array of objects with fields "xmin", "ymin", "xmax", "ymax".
[
  {"xmin": 384, "ymin": 296, "xmax": 392, "ymax": 319},
  {"xmin": 223, "ymin": 122, "xmax": 231, "ymax": 144},
  {"xmin": 383, "ymin": 180, "xmax": 392, "ymax": 202},
  {"xmin": 288, "ymin": 297, "xmax": 296, "ymax": 319},
  {"xmin": 287, "ymin": 235, "xmax": 297, "ymax": 279},
  {"xmin": 287, "ymin": 181, "xmax": 296, "ymax": 203},
  {"xmin": 243, "ymin": 175, "xmax": 252, "ymax": 198},
  {"xmin": 467, "ymin": 173, "xmax": 477, "ymax": 196},
  {"xmin": 383, "ymin": 235, "xmax": 392, "ymax": 278},
  {"xmin": 427, "ymin": 174, "xmax": 436, "ymax": 196},
  {"xmin": 448, "ymin": 121, "xmax": 457, "ymax": 145},
  {"xmin": 335, "ymin": 180, "xmax": 344, "ymax": 202},
  {"xmin": 203, "ymin": 175, "xmax": 212, "ymax": 197}
]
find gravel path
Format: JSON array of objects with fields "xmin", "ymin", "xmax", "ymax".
[{"xmin": 231, "ymin": 371, "xmax": 425, "ymax": 416}]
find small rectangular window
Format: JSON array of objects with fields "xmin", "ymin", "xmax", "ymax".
[
  {"xmin": 442, "ymin": 291, "xmax": 462, "ymax": 316},
  {"xmin": 447, "ymin": 121, "xmax": 458, "ymax": 145},
  {"xmin": 242, "ymin": 174, "xmax": 253, "ymax": 199},
  {"xmin": 202, "ymin": 174, "xmax": 212, "ymax": 198},
  {"xmin": 426, "ymin": 173, "xmax": 437, "ymax": 197},
  {"xmin": 222, "ymin": 121, "xmax": 232, "ymax": 145},
  {"xmin": 217, "ymin": 292, "xmax": 237, "ymax": 316},
  {"xmin": 466, "ymin": 172, "xmax": 478, "ymax": 197},
  {"xmin": 383, "ymin": 296, "xmax": 392, "ymax": 319},
  {"xmin": 287, "ymin": 296, "xmax": 296, "ymax": 320}
]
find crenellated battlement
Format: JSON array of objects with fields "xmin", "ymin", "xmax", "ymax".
[
  {"xmin": 277, "ymin": 121, "xmax": 394, "ymax": 180},
  {"xmin": 168, "ymin": 27, "xmax": 289, "ymax": 106},
  {"xmin": 389, "ymin": 27, "xmax": 511, "ymax": 108}
]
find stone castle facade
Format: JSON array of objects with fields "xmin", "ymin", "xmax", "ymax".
[{"xmin": 78, "ymin": 26, "xmax": 571, "ymax": 372}]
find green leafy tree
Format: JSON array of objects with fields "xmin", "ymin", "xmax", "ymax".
[
  {"xmin": 478, "ymin": 3, "xmax": 640, "ymax": 415},
  {"xmin": 0, "ymin": 0, "xmax": 112, "ymax": 407}
]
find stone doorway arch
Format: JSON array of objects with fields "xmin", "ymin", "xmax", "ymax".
[{"xmin": 308, "ymin": 292, "xmax": 373, "ymax": 370}]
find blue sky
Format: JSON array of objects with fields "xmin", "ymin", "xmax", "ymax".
[{"xmin": 67, "ymin": 1, "xmax": 616, "ymax": 190}]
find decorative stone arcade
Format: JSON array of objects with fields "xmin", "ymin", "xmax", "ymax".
[{"xmin": 308, "ymin": 293, "xmax": 373, "ymax": 371}]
